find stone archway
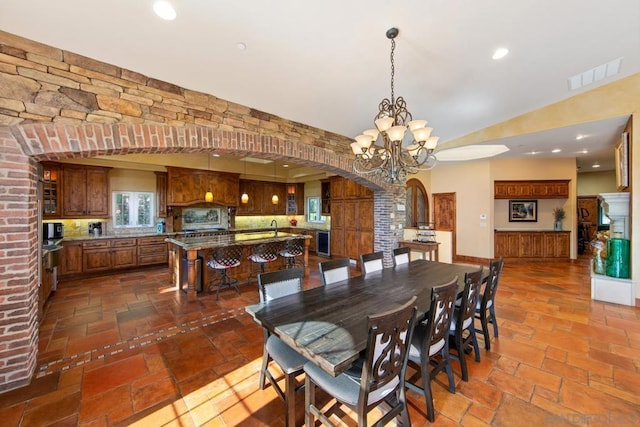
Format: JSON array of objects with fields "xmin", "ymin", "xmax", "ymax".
[{"xmin": 0, "ymin": 122, "xmax": 405, "ymax": 393}]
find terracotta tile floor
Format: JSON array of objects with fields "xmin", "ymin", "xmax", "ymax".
[{"xmin": 1, "ymin": 256, "xmax": 640, "ymax": 426}]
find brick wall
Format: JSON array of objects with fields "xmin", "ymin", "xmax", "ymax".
[{"xmin": 0, "ymin": 30, "xmax": 404, "ymax": 392}]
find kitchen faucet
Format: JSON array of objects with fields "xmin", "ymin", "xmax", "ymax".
[{"xmin": 270, "ymin": 219, "xmax": 278, "ymax": 236}]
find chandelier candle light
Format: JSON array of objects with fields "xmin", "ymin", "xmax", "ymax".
[{"xmin": 352, "ymin": 28, "xmax": 439, "ymax": 184}]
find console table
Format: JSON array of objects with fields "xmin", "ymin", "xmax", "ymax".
[{"xmin": 399, "ymin": 240, "xmax": 439, "ymax": 262}]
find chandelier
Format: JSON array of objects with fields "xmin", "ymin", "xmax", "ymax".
[{"xmin": 352, "ymin": 28, "xmax": 439, "ymax": 185}]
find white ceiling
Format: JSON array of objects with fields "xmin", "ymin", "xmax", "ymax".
[{"xmin": 1, "ymin": 0, "xmax": 639, "ymax": 172}]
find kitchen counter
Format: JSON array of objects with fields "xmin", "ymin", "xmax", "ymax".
[{"xmin": 167, "ymin": 231, "xmax": 312, "ymax": 299}]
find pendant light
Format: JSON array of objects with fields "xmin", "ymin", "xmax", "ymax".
[
  {"xmin": 204, "ymin": 153, "xmax": 213, "ymax": 202},
  {"xmin": 271, "ymin": 160, "xmax": 279, "ymax": 205},
  {"xmin": 241, "ymin": 157, "xmax": 249, "ymax": 204}
]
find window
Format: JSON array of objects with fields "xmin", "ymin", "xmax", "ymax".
[
  {"xmin": 405, "ymin": 178, "xmax": 429, "ymax": 228},
  {"xmin": 306, "ymin": 196, "xmax": 326, "ymax": 223},
  {"xmin": 113, "ymin": 191, "xmax": 154, "ymax": 227}
]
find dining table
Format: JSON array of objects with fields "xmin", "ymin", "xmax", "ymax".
[{"xmin": 245, "ymin": 259, "xmax": 485, "ymax": 377}]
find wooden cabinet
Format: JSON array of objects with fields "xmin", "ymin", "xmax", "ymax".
[
  {"xmin": 59, "ymin": 241, "xmax": 83, "ymax": 276},
  {"xmin": 494, "ymin": 180, "xmax": 569, "ymax": 199},
  {"xmin": 62, "ymin": 164, "xmax": 110, "ymax": 217},
  {"xmin": 42, "ymin": 162, "xmax": 61, "ymax": 218},
  {"xmin": 83, "ymin": 238, "xmax": 137, "ymax": 273},
  {"xmin": 110, "ymin": 238, "xmax": 138, "ymax": 269},
  {"xmin": 166, "ymin": 166, "xmax": 239, "ymax": 206},
  {"xmin": 155, "ymin": 171, "xmax": 168, "ymax": 218},
  {"xmin": 321, "ymin": 179, "xmax": 331, "ymax": 215},
  {"xmin": 263, "ymin": 182, "xmax": 287, "ymax": 215},
  {"xmin": 495, "ymin": 231, "xmax": 570, "ymax": 259},
  {"xmin": 138, "ymin": 235, "xmax": 169, "ymax": 265},
  {"xmin": 329, "ymin": 177, "xmax": 374, "ymax": 265},
  {"xmin": 285, "ymin": 183, "xmax": 305, "ymax": 215},
  {"xmin": 236, "ymin": 180, "xmax": 293, "ymax": 215},
  {"xmin": 237, "ymin": 180, "xmax": 265, "ymax": 215},
  {"xmin": 39, "ymin": 256, "xmax": 54, "ymax": 321}
]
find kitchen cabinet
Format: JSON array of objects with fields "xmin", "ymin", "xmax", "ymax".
[
  {"xmin": 41, "ymin": 162, "xmax": 61, "ymax": 218},
  {"xmin": 155, "ymin": 171, "xmax": 168, "ymax": 218},
  {"xmin": 236, "ymin": 180, "xmax": 291, "ymax": 215},
  {"xmin": 329, "ymin": 177, "xmax": 374, "ymax": 266},
  {"xmin": 62, "ymin": 164, "xmax": 110, "ymax": 217},
  {"xmin": 237, "ymin": 180, "xmax": 265, "ymax": 215},
  {"xmin": 138, "ymin": 235, "xmax": 169, "ymax": 265},
  {"xmin": 82, "ymin": 238, "xmax": 137, "ymax": 273},
  {"xmin": 167, "ymin": 166, "xmax": 239, "ymax": 206},
  {"xmin": 494, "ymin": 180, "xmax": 569, "ymax": 199},
  {"xmin": 59, "ymin": 241, "xmax": 83, "ymax": 276},
  {"xmin": 494, "ymin": 231, "xmax": 570, "ymax": 259},
  {"xmin": 262, "ymin": 182, "xmax": 287, "ymax": 215},
  {"xmin": 321, "ymin": 179, "xmax": 331, "ymax": 215},
  {"xmin": 285, "ymin": 183, "xmax": 305, "ymax": 215}
]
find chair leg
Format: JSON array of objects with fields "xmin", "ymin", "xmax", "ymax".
[
  {"xmin": 478, "ymin": 311, "xmax": 491, "ymax": 351},
  {"xmin": 489, "ymin": 305, "xmax": 499, "ymax": 338},
  {"xmin": 442, "ymin": 348, "xmax": 455, "ymax": 393},
  {"xmin": 259, "ymin": 346, "xmax": 270, "ymax": 390},
  {"xmin": 285, "ymin": 372, "xmax": 296, "ymax": 427},
  {"xmin": 304, "ymin": 375, "xmax": 315, "ymax": 427},
  {"xmin": 456, "ymin": 334, "xmax": 469, "ymax": 382},
  {"xmin": 469, "ymin": 327, "xmax": 481, "ymax": 362},
  {"xmin": 420, "ymin": 356, "xmax": 436, "ymax": 423}
]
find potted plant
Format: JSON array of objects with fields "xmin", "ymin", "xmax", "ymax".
[{"xmin": 553, "ymin": 207, "xmax": 566, "ymax": 231}]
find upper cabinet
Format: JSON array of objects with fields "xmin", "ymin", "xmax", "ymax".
[
  {"xmin": 42, "ymin": 162, "xmax": 61, "ymax": 218},
  {"xmin": 166, "ymin": 166, "xmax": 239, "ymax": 207},
  {"xmin": 236, "ymin": 180, "xmax": 304, "ymax": 216},
  {"xmin": 154, "ymin": 171, "xmax": 168, "ymax": 218},
  {"xmin": 62, "ymin": 164, "xmax": 110, "ymax": 217},
  {"xmin": 494, "ymin": 180, "xmax": 569, "ymax": 199},
  {"xmin": 321, "ymin": 179, "xmax": 331, "ymax": 215}
]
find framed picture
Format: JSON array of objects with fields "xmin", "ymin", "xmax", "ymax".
[
  {"xmin": 615, "ymin": 132, "xmax": 629, "ymax": 190},
  {"xmin": 509, "ymin": 200, "xmax": 537, "ymax": 222},
  {"xmin": 183, "ymin": 208, "xmax": 221, "ymax": 226}
]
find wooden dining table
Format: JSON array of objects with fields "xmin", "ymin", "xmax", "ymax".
[{"xmin": 245, "ymin": 259, "xmax": 485, "ymax": 377}]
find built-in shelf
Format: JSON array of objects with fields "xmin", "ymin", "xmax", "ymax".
[{"xmin": 591, "ymin": 272, "xmax": 635, "ymax": 306}]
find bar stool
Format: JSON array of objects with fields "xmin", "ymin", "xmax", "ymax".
[
  {"xmin": 247, "ymin": 241, "xmax": 280, "ymax": 284},
  {"xmin": 206, "ymin": 245, "xmax": 243, "ymax": 299},
  {"xmin": 279, "ymin": 238, "xmax": 304, "ymax": 269}
]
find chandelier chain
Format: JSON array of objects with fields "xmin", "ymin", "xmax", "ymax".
[{"xmin": 390, "ymin": 38, "xmax": 395, "ymax": 105}]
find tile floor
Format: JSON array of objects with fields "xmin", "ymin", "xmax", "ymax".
[{"xmin": 1, "ymin": 256, "xmax": 639, "ymax": 426}]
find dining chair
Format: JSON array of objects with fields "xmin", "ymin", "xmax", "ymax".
[
  {"xmin": 304, "ymin": 295, "xmax": 418, "ymax": 427},
  {"xmin": 406, "ymin": 277, "xmax": 458, "ymax": 422},
  {"xmin": 449, "ymin": 266, "xmax": 483, "ymax": 381},
  {"xmin": 258, "ymin": 268, "xmax": 308, "ymax": 427},
  {"xmin": 318, "ymin": 257, "xmax": 351, "ymax": 286},
  {"xmin": 206, "ymin": 244, "xmax": 243, "ymax": 299},
  {"xmin": 360, "ymin": 251, "xmax": 384, "ymax": 275},
  {"xmin": 475, "ymin": 257, "xmax": 504, "ymax": 350},
  {"xmin": 393, "ymin": 246, "xmax": 410, "ymax": 267}
]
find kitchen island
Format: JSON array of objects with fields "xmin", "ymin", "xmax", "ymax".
[{"xmin": 166, "ymin": 231, "xmax": 311, "ymax": 299}]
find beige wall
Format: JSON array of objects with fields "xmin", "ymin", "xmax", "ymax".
[{"xmin": 577, "ymin": 170, "xmax": 617, "ymax": 196}]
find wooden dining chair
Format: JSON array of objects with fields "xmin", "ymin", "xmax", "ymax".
[
  {"xmin": 258, "ymin": 268, "xmax": 308, "ymax": 427},
  {"xmin": 360, "ymin": 251, "xmax": 384, "ymax": 275},
  {"xmin": 449, "ymin": 266, "xmax": 483, "ymax": 381},
  {"xmin": 304, "ymin": 296, "xmax": 418, "ymax": 427},
  {"xmin": 393, "ymin": 246, "xmax": 410, "ymax": 267},
  {"xmin": 318, "ymin": 257, "xmax": 351, "ymax": 286},
  {"xmin": 406, "ymin": 277, "xmax": 458, "ymax": 422},
  {"xmin": 475, "ymin": 257, "xmax": 504, "ymax": 350}
]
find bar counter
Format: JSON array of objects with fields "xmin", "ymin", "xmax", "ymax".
[{"xmin": 166, "ymin": 231, "xmax": 311, "ymax": 299}]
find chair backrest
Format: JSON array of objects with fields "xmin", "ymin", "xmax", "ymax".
[
  {"xmin": 319, "ymin": 258, "xmax": 350, "ymax": 286},
  {"xmin": 456, "ymin": 267, "xmax": 484, "ymax": 330},
  {"xmin": 393, "ymin": 247, "xmax": 410, "ymax": 267},
  {"xmin": 480, "ymin": 257, "xmax": 504, "ymax": 310},
  {"xmin": 212, "ymin": 245, "xmax": 243, "ymax": 267},
  {"xmin": 250, "ymin": 241, "xmax": 280, "ymax": 262},
  {"xmin": 424, "ymin": 277, "xmax": 458, "ymax": 354},
  {"xmin": 283, "ymin": 238, "xmax": 304, "ymax": 257},
  {"xmin": 257, "ymin": 268, "xmax": 304, "ymax": 302},
  {"xmin": 360, "ymin": 251, "xmax": 384, "ymax": 275},
  {"xmin": 359, "ymin": 295, "xmax": 417, "ymax": 407}
]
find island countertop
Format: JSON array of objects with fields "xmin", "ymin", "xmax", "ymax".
[{"xmin": 165, "ymin": 231, "xmax": 310, "ymax": 251}]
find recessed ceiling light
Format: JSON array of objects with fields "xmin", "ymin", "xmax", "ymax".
[
  {"xmin": 578, "ymin": 149, "xmax": 589, "ymax": 154},
  {"xmin": 492, "ymin": 47, "xmax": 509, "ymax": 60},
  {"xmin": 576, "ymin": 134, "xmax": 586, "ymax": 140},
  {"xmin": 552, "ymin": 149, "xmax": 561, "ymax": 153},
  {"xmin": 237, "ymin": 42, "xmax": 247, "ymax": 50},
  {"xmin": 592, "ymin": 162, "xmax": 601, "ymax": 168},
  {"xmin": 283, "ymin": 164, "xmax": 289, "ymax": 168},
  {"xmin": 527, "ymin": 151, "xmax": 539, "ymax": 155},
  {"xmin": 212, "ymin": 153, "xmax": 220, "ymax": 158},
  {"xmin": 153, "ymin": 1, "xmax": 176, "ymax": 20}
]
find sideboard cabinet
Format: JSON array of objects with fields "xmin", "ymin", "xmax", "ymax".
[{"xmin": 495, "ymin": 230, "xmax": 570, "ymax": 259}]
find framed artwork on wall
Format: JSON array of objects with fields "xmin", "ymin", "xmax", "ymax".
[
  {"xmin": 615, "ymin": 132, "xmax": 629, "ymax": 190},
  {"xmin": 509, "ymin": 200, "xmax": 537, "ymax": 222}
]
